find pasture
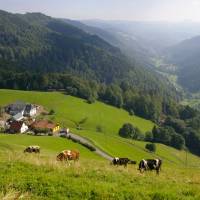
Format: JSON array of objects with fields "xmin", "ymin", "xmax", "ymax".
[
  {"xmin": 0, "ymin": 142, "xmax": 200, "ymax": 199},
  {"xmin": 0, "ymin": 89, "xmax": 200, "ymax": 167},
  {"xmin": 0, "ymin": 134, "xmax": 200, "ymax": 199},
  {"xmin": 0, "ymin": 89, "xmax": 154, "ymax": 134},
  {"xmin": 0, "ymin": 134, "xmax": 101, "ymax": 160},
  {"xmin": 1, "ymin": 90, "xmax": 200, "ymax": 199}
]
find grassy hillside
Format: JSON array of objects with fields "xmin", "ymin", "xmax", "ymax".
[
  {"xmin": 0, "ymin": 89, "xmax": 154, "ymax": 134},
  {"xmin": 1, "ymin": 134, "xmax": 200, "ymax": 199},
  {"xmin": 0, "ymin": 134, "xmax": 100, "ymax": 160},
  {"xmin": 0, "ymin": 144, "xmax": 200, "ymax": 200},
  {"xmin": 1, "ymin": 89, "xmax": 200, "ymax": 168}
]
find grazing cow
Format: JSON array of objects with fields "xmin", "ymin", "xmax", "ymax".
[
  {"xmin": 24, "ymin": 146, "xmax": 40, "ymax": 153},
  {"xmin": 112, "ymin": 157, "xmax": 137, "ymax": 167},
  {"xmin": 138, "ymin": 159, "xmax": 162, "ymax": 174},
  {"xmin": 56, "ymin": 150, "xmax": 79, "ymax": 164}
]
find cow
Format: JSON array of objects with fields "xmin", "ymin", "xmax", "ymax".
[
  {"xmin": 56, "ymin": 150, "xmax": 79, "ymax": 165},
  {"xmin": 24, "ymin": 146, "xmax": 40, "ymax": 153},
  {"xmin": 111, "ymin": 157, "xmax": 137, "ymax": 168},
  {"xmin": 138, "ymin": 159, "xmax": 162, "ymax": 174}
]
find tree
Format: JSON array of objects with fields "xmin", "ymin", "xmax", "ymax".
[
  {"xmin": 119, "ymin": 123, "xmax": 141, "ymax": 139},
  {"xmin": 145, "ymin": 131, "xmax": 153, "ymax": 142},
  {"xmin": 152, "ymin": 126, "xmax": 173, "ymax": 145},
  {"xmin": 170, "ymin": 133, "xmax": 185, "ymax": 150},
  {"xmin": 179, "ymin": 105, "xmax": 197, "ymax": 120},
  {"xmin": 145, "ymin": 143, "xmax": 156, "ymax": 152}
]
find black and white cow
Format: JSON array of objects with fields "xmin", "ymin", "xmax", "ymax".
[
  {"xmin": 138, "ymin": 159, "xmax": 162, "ymax": 174},
  {"xmin": 112, "ymin": 157, "xmax": 137, "ymax": 167},
  {"xmin": 24, "ymin": 146, "xmax": 40, "ymax": 153}
]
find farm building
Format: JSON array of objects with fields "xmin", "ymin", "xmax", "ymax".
[
  {"xmin": 6, "ymin": 101, "xmax": 26, "ymax": 116},
  {"xmin": 9, "ymin": 121, "xmax": 28, "ymax": 133},
  {"xmin": 6, "ymin": 101, "xmax": 37, "ymax": 117},
  {"xmin": 24, "ymin": 104, "xmax": 37, "ymax": 117},
  {"xmin": 31, "ymin": 120, "xmax": 60, "ymax": 133},
  {"xmin": 12, "ymin": 112, "xmax": 24, "ymax": 121}
]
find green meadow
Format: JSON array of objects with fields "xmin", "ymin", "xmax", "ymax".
[
  {"xmin": 0, "ymin": 89, "xmax": 154, "ymax": 134},
  {"xmin": 0, "ymin": 89, "xmax": 200, "ymax": 167},
  {"xmin": 1, "ymin": 89, "xmax": 200, "ymax": 199},
  {"xmin": 0, "ymin": 135, "xmax": 200, "ymax": 200}
]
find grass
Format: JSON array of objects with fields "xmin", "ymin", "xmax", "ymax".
[
  {"xmin": 0, "ymin": 134, "xmax": 101, "ymax": 160},
  {"xmin": 1, "ymin": 151, "xmax": 200, "ymax": 200},
  {"xmin": 1, "ymin": 134, "xmax": 200, "ymax": 199},
  {"xmin": 72, "ymin": 129, "xmax": 200, "ymax": 167},
  {"xmin": 0, "ymin": 89, "xmax": 154, "ymax": 134},
  {"xmin": 0, "ymin": 89, "xmax": 200, "ymax": 167}
]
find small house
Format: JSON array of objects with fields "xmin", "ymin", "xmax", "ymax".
[
  {"xmin": 6, "ymin": 101, "xmax": 26, "ymax": 116},
  {"xmin": 9, "ymin": 121, "xmax": 29, "ymax": 133},
  {"xmin": 12, "ymin": 112, "xmax": 24, "ymax": 121},
  {"xmin": 6, "ymin": 101, "xmax": 37, "ymax": 117},
  {"xmin": 31, "ymin": 120, "xmax": 60, "ymax": 134},
  {"xmin": 24, "ymin": 104, "xmax": 37, "ymax": 117}
]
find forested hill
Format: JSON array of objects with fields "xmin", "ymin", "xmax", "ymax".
[
  {"xmin": 0, "ymin": 10, "xmax": 180, "ymax": 121},
  {"xmin": 165, "ymin": 36, "xmax": 200, "ymax": 92}
]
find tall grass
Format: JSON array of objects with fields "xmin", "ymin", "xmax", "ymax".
[{"xmin": 1, "ymin": 151, "xmax": 200, "ymax": 200}]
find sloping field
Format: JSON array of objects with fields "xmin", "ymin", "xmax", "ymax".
[
  {"xmin": 0, "ymin": 89, "xmax": 200, "ymax": 168},
  {"xmin": 0, "ymin": 134, "xmax": 101, "ymax": 160},
  {"xmin": 0, "ymin": 89, "xmax": 154, "ymax": 134},
  {"xmin": 0, "ymin": 134, "xmax": 200, "ymax": 199}
]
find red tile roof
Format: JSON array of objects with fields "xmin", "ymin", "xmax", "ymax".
[{"xmin": 31, "ymin": 120, "xmax": 57, "ymax": 130}]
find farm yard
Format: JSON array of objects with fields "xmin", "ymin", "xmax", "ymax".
[{"xmin": 1, "ymin": 90, "xmax": 200, "ymax": 199}]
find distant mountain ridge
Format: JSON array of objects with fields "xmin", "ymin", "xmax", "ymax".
[
  {"xmin": 0, "ymin": 10, "xmax": 176, "ymax": 94},
  {"xmin": 165, "ymin": 36, "xmax": 200, "ymax": 92}
]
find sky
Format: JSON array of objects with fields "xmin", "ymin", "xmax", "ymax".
[{"xmin": 1, "ymin": 0, "xmax": 200, "ymax": 22}]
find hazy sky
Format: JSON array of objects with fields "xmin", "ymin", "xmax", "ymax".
[{"xmin": 1, "ymin": 0, "xmax": 200, "ymax": 21}]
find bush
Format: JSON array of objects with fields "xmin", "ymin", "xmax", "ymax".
[
  {"xmin": 49, "ymin": 109, "xmax": 55, "ymax": 115},
  {"xmin": 129, "ymin": 109, "xmax": 135, "ymax": 116},
  {"xmin": 87, "ymin": 96, "xmax": 95, "ymax": 104},
  {"xmin": 170, "ymin": 133, "xmax": 185, "ymax": 150},
  {"xmin": 119, "ymin": 123, "xmax": 142, "ymax": 140},
  {"xmin": 145, "ymin": 131, "xmax": 153, "ymax": 142},
  {"xmin": 0, "ymin": 127, "xmax": 5, "ymax": 133},
  {"xmin": 145, "ymin": 143, "xmax": 156, "ymax": 152}
]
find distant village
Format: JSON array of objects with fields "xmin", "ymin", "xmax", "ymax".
[{"xmin": 0, "ymin": 101, "xmax": 69, "ymax": 136}]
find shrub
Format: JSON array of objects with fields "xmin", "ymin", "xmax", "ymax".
[
  {"xmin": 145, "ymin": 143, "xmax": 156, "ymax": 152},
  {"xmin": 170, "ymin": 133, "xmax": 185, "ymax": 150},
  {"xmin": 87, "ymin": 96, "xmax": 95, "ymax": 104},
  {"xmin": 145, "ymin": 131, "xmax": 153, "ymax": 142},
  {"xmin": 119, "ymin": 123, "xmax": 142, "ymax": 140},
  {"xmin": 0, "ymin": 127, "xmax": 5, "ymax": 133},
  {"xmin": 49, "ymin": 109, "xmax": 55, "ymax": 115}
]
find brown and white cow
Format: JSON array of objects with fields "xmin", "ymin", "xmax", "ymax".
[
  {"xmin": 56, "ymin": 150, "xmax": 79, "ymax": 164},
  {"xmin": 138, "ymin": 159, "xmax": 162, "ymax": 174},
  {"xmin": 24, "ymin": 146, "xmax": 40, "ymax": 153}
]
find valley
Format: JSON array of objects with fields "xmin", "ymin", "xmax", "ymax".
[{"xmin": 1, "ymin": 6, "xmax": 200, "ymax": 199}]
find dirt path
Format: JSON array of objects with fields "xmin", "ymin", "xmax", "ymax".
[{"xmin": 68, "ymin": 132, "xmax": 113, "ymax": 161}]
